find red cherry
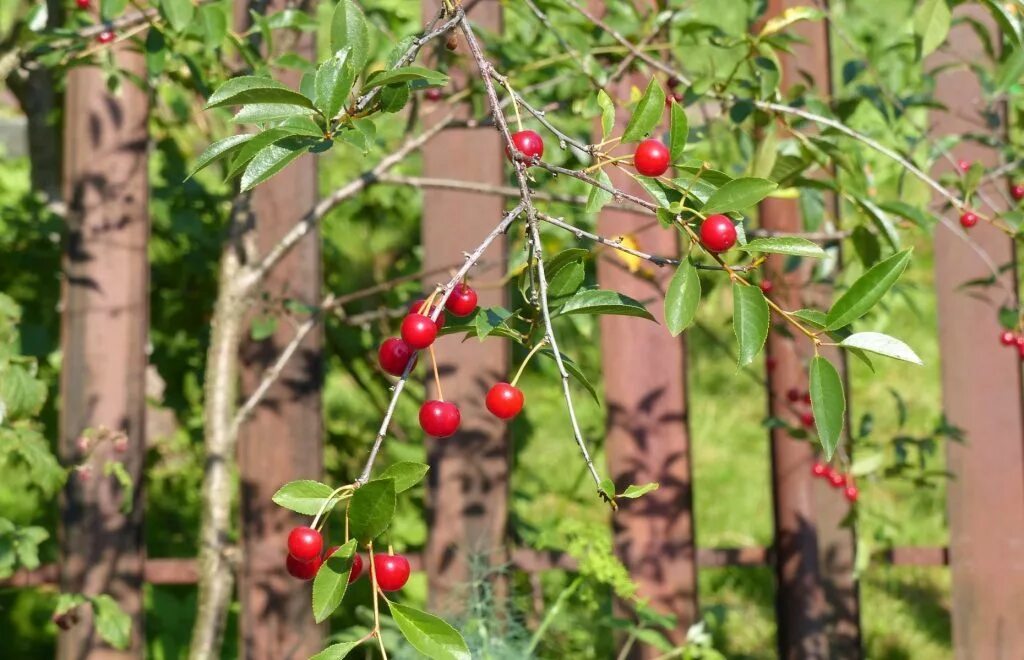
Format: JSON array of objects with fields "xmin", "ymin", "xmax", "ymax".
[
  {"xmin": 766, "ymin": 356, "xmax": 777, "ymax": 372},
  {"xmin": 633, "ymin": 139, "xmax": 671, "ymax": 177},
  {"xmin": 1018, "ymin": 343, "xmax": 1024, "ymax": 360},
  {"xmin": 378, "ymin": 338, "xmax": 416, "ymax": 377},
  {"xmin": 811, "ymin": 462, "xmax": 827, "ymax": 478},
  {"xmin": 1011, "ymin": 184, "xmax": 1024, "ymax": 201},
  {"xmin": 667, "ymin": 75, "xmax": 681, "ymax": 89},
  {"xmin": 827, "ymin": 469, "xmax": 846, "ymax": 488},
  {"xmin": 1017, "ymin": 335, "xmax": 1024, "ymax": 348},
  {"xmin": 1000, "ymin": 330, "xmax": 1016, "ymax": 346},
  {"xmin": 408, "ymin": 299, "xmax": 446, "ymax": 329},
  {"xmin": 419, "ymin": 400, "xmax": 461, "ymax": 438},
  {"xmin": 672, "ymin": 91, "xmax": 684, "ymax": 103},
  {"xmin": 800, "ymin": 411, "xmax": 815, "ymax": 428},
  {"xmin": 286, "ymin": 554, "xmax": 321, "ymax": 580},
  {"xmin": 287, "ymin": 526, "xmax": 323, "ymax": 563},
  {"xmin": 957, "ymin": 160, "xmax": 971, "ymax": 173},
  {"xmin": 759, "ymin": 279, "xmax": 773, "ymax": 294},
  {"xmin": 959, "ymin": 211, "xmax": 978, "ymax": 228},
  {"xmin": 373, "ymin": 553, "xmax": 411, "ymax": 592},
  {"xmin": 786, "ymin": 388, "xmax": 800, "ymax": 403},
  {"xmin": 801, "ymin": 391, "xmax": 812, "ymax": 405},
  {"xmin": 401, "ymin": 313, "xmax": 437, "ymax": 350},
  {"xmin": 445, "ymin": 283, "xmax": 478, "ymax": 317},
  {"xmin": 844, "ymin": 485, "xmax": 859, "ymax": 503},
  {"xmin": 349, "ymin": 553, "xmax": 364, "ymax": 583},
  {"xmin": 97, "ymin": 30, "xmax": 115, "ymax": 44},
  {"xmin": 699, "ymin": 214, "xmax": 737, "ymax": 253},
  {"xmin": 505, "ymin": 130, "xmax": 544, "ymax": 163},
  {"xmin": 75, "ymin": 0, "xmax": 90, "ymax": 8},
  {"xmin": 664, "ymin": 96, "xmax": 674, "ymax": 108},
  {"xmin": 486, "ymin": 382, "xmax": 525, "ymax": 420},
  {"xmin": 424, "ymin": 88, "xmax": 443, "ymax": 102}
]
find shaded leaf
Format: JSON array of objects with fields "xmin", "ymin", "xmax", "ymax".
[
  {"xmin": 557, "ymin": 289, "xmax": 656, "ymax": 322},
  {"xmin": 240, "ymin": 137, "xmax": 316, "ymax": 192},
  {"xmin": 188, "ymin": 134, "xmax": 255, "ymax": 179},
  {"xmin": 348, "ymin": 479, "xmax": 396, "ymax": 544},
  {"xmin": 825, "ymin": 249, "xmax": 912, "ymax": 330},
  {"xmin": 388, "ymin": 602, "xmax": 470, "ymax": 660},
  {"xmin": 586, "ymin": 169, "xmax": 613, "ymax": 214},
  {"xmin": 206, "ymin": 76, "xmax": 315, "ymax": 110},
  {"xmin": 809, "ymin": 356, "xmax": 845, "ymax": 460},
  {"xmin": 622, "ymin": 78, "xmax": 665, "ymax": 142},
  {"xmin": 664, "ymin": 260, "xmax": 700, "ymax": 336},
  {"xmin": 702, "ymin": 177, "xmax": 777, "ymax": 214},
  {"xmin": 538, "ymin": 350, "xmax": 599, "ymax": 403},
  {"xmin": 733, "ymin": 283, "xmax": 769, "ymax": 367},
  {"xmin": 312, "ymin": 540, "xmax": 357, "ymax": 623},
  {"xmin": 668, "ymin": 102, "xmax": 688, "ymax": 163},
  {"xmin": 597, "ymin": 89, "xmax": 615, "ymax": 140},
  {"xmin": 364, "ymin": 66, "xmax": 448, "ymax": 90}
]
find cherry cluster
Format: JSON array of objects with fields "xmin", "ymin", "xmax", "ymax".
[
  {"xmin": 285, "ymin": 525, "xmax": 411, "ymax": 590},
  {"xmin": 999, "ymin": 329, "xmax": 1024, "ymax": 359},
  {"xmin": 811, "ymin": 461, "xmax": 859, "ymax": 503},
  {"xmin": 955, "ymin": 160, "xmax": 1024, "ymax": 229}
]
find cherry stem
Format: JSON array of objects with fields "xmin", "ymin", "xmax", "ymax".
[
  {"xmin": 511, "ymin": 339, "xmax": 547, "ymax": 387},
  {"xmin": 367, "ymin": 543, "xmax": 388, "ymax": 660},
  {"xmin": 311, "ymin": 484, "xmax": 352, "ymax": 530},
  {"xmin": 428, "ymin": 345, "xmax": 444, "ymax": 401}
]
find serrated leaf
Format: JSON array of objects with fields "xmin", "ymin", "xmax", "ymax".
[
  {"xmin": 597, "ymin": 89, "xmax": 615, "ymax": 140},
  {"xmin": 473, "ymin": 306, "xmax": 513, "ymax": 340},
  {"xmin": 913, "ymin": 0, "xmax": 951, "ymax": 57},
  {"xmin": 547, "ymin": 260, "xmax": 586, "ymax": 302},
  {"xmin": 586, "ymin": 169, "xmax": 613, "ymax": 213},
  {"xmin": 664, "ymin": 260, "xmax": 700, "ymax": 336},
  {"xmin": 737, "ymin": 237, "xmax": 826, "ymax": 259},
  {"xmin": 388, "ymin": 602, "xmax": 470, "ymax": 660},
  {"xmin": 206, "ymin": 76, "xmax": 316, "ymax": 110},
  {"xmin": 825, "ymin": 249, "xmax": 912, "ymax": 330},
  {"xmin": 312, "ymin": 539, "xmax": 357, "ymax": 623},
  {"xmin": 224, "ymin": 128, "xmax": 295, "ymax": 181},
  {"xmin": 622, "ymin": 78, "xmax": 665, "ymax": 142},
  {"xmin": 310, "ymin": 641, "xmax": 362, "ymax": 660},
  {"xmin": 330, "ymin": 0, "xmax": 369, "ymax": 72},
  {"xmin": 240, "ymin": 137, "xmax": 315, "ymax": 192},
  {"xmin": 348, "ymin": 479, "xmax": 396, "ymax": 544},
  {"xmin": 159, "ymin": 0, "xmax": 194, "ymax": 33},
  {"xmin": 668, "ymin": 102, "xmax": 687, "ymax": 163},
  {"xmin": 556, "ymin": 289, "xmax": 656, "ymax": 322},
  {"xmin": 839, "ymin": 332, "xmax": 923, "ymax": 365},
  {"xmin": 232, "ymin": 103, "xmax": 316, "ymax": 125},
  {"xmin": 272, "ymin": 480, "xmax": 336, "ymax": 515},
  {"xmin": 377, "ymin": 462, "xmax": 429, "ymax": 493},
  {"xmin": 314, "ymin": 47, "xmax": 355, "ymax": 119},
  {"xmin": 702, "ymin": 177, "xmax": 777, "ymax": 214},
  {"xmin": 809, "ymin": 356, "xmax": 845, "ymax": 460},
  {"xmin": 733, "ymin": 283, "xmax": 769, "ymax": 367},
  {"xmin": 91, "ymin": 595, "xmax": 131, "ymax": 650},
  {"xmin": 188, "ymin": 134, "xmax": 255, "ymax": 179},
  {"xmin": 619, "ymin": 482, "xmax": 659, "ymax": 499},
  {"xmin": 364, "ymin": 66, "xmax": 448, "ymax": 90}
]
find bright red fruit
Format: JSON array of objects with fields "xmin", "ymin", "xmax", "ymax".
[
  {"xmin": 373, "ymin": 554, "xmax": 411, "ymax": 592},
  {"xmin": 286, "ymin": 554, "xmax": 321, "ymax": 580},
  {"xmin": 288, "ymin": 526, "xmax": 323, "ymax": 563},
  {"xmin": 349, "ymin": 553, "xmax": 364, "ymax": 583},
  {"xmin": 959, "ymin": 211, "xmax": 978, "ymax": 228},
  {"xmin": 486, "ymin": 382, "xmax": 525, "ymax": 420},
  {"xmin": 633, "ymin": 139, "xmax": 670, "ymax": 177},
  {"xmin": 1000, "ymin": 331, "xmax": 1016, "ymax": 346},
  {"xmin": 97, "ymin": 30, "xmax": 115, "ymax": 44},
  {"xmin": 811, "ymin": 462, "xmax": 827, "ymax": 478},
  {"xmin": 827, "ymin": 469, "xmax": 846, "ymax": 488},
  {"xmin": 419, "ymin": 400, "xmax": 461, "ymax": 437},
  {"xmin": 424, "ymin": 88, "xmax": 442, "ymax": 102},
  {"xmin": 445, "ymin": 283, "xmax": 478, "ymax": 317},
  {"xmin": 75, "ymin": 0, "xmax": 90, "ymax": 8},
  {"xmin": 1019, "ymin": 343, "xmax": 1024, "ymax": 360},
  {"xmin": 1012, "ymin": 184, "xmax": 1024, "ymax": 201},
  {"xmin": 800, "ymin": 411, "xmax": 815, "ymax": 428},
  {"xmin": 505, "ymin": 130, "xmax": 544, "ymax": 163},
  {"xmin": 844, "ymin": 485, "xmax": 859, "ymax": 503},
  {"xmin": 957, "ymin": 160, "xmax": 971, "ymax": 173},
  {"xmin": 401, "ymin": 313, "xmax": 437, "ymax": 350},
  {"xmin": 786, "ymin": 388, "xmax": 800, "ymax": 403},
  {"xmin": 408, "ymin": 299, "xmax": 446, "ymax": 329},
  {"xmin": 378, "ymin": 338, "xmax": 416, "ymax": 377},
  {"xmin": 1017, "ymin": 335, "xmax": 1024, "ymax": 348},
  {"xmin": 759, "ymin": 279, "xmax": 773, "ymax": 294},
  {"xmin": 699, "ymin": 214, "xmax": 737, "ymax": 253}
]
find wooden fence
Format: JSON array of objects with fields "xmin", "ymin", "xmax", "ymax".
[{"xmin": 4, "ymin": 0, "xmax": 1023, "ymax": 658}]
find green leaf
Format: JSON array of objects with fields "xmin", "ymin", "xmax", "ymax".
[
  {"xmin": 913, "ymin": 0, "xmax": 951, "ymax": 57},
  {"xmin": 250, "ymin": 315, "xmax": 278, "ymax": 341},
  {"xmin": 314, "ymin": 48, "xmax": 355, "ymax": 120},
  {"xmin": 102, "ymin": 460, "xmax": 134, "ymax": 514},
  {"xmin": 537, "ymin": 349, "xmax": 599, "ymax": 403},
  {"xmin": 851, "ymin": 451, "xmax": 885, "ymax": 477},
  {"xmin": 732, "ymin": 283, "xmax": 769, "ymax": 367},
  {"xmin": 839, "ymin": 332, "xmax": 923, "ymax": 365},
  {"xmin": 100, "ymin": 0, "xmax": 128, "ymax": 21},
  {"xmin": 200, "ymin": 4, "xmax": 228, "ymax": 45},
  {"xmin": 585, "ymin": 169, "xmax": 613, "ymax": 214},
  {"xmin": 364, "ymin": 66, "xmax": 448, "ymax": 90},
  {"xmin": 759, "ymin": 6, "xmax": 825, "ymax": 36},
  {"xmin": 809, "ymin": 356, "xmax": 845, "ymax": 460},
  {"xmin": 619, "ymin": 482, "xmax": 659, "ymax": 499},
  {"xmin": 981, "ymin": 0, "xmax": 1024, "ymax": 49},
  {"xmin": 622, "ymin": 78, "xmax": 665, "ymax": 142},
  {"xmin": 547, "ymin": 259, "xmax": 586, "ymax": 302},
  {"xmin": 330, "ymin": 0, "xmax": 370, "ymax": 72},
  {"xmin": 240, "ymin": 137, "xmax": 315, "ymax": 192},
  {"xmin": 377, "ymin": 462, "xmax": 429, "ymax": 493},
  {"xmin": 188, "ymin": 134, "xmax": 255, "ymax": 179},
  {"xmin": 473, "ymin": 306, "xmax": 513, "ymax": 340},
  {"xmin": 598, "ymin": 478, "xmax": 616, "ymax": 501},
  {"xmin": 206, "ymin": 76, "xmax": 316, "ymax": 110},
  {"xmin": 668, "ymin": 102, "xmax": 688, "ymax": 163},
  {"xmin": 388, "ymin": 602, "xmax": 471, "ymax": 660},
  {"xmin": 225, "ymin": 128, "xmax": 295, "ymax": 180},
  {"xmin": 737, "ymin": 237, "xmax": 826, "ymax": 259},
  {"xmin": 876, "ymin": 201, "xmax": 934, "ymax": 229},
  {"xmin": 379, "ymin": 84, "xmax": 411, "ymax": 113},
  {"xmin": 312, "ymin": 539, "xmax": 357, "ymax": 623},
  {"xmin": 557, "ymin": 290, "xmax": 656, "ymax": 322},
  {"xmin": 702, "ymin": 177, "xmax": 777, "ymax": 215},
  {"xmin": 856, "ymin": 198, "xmax": 901, "ymax": 252},
  {"xmin": 0, "ymin": 365, "xmax": 46, "ymax": 422},
  {"xmin": 232, "ymin": 103, "xmax": 316, "ymax": 125},
  {"xmin": 597, "ymin": 89, "xmax": 615, "ymax": 140},
  {"xmin": 272, "ymin": 480, "xmax": 336, "ymax": 515},
  {"xmin": 159, "ymin": 0, "xmax": 194, "ymax": 33},
  {"xmin": 664, "ymin": 260, "xmax": 700, "ymax": 336},
  {"xmin": 310, "ymin": 642, "xmax": 362, "ymax": 660},
  {"xmin": 91, "ymin": 595, "xmax": 131, "ymax": 650},
  {"xmin": 348, "ymin": 479, "xmax": 396, "ymax": 544},
  {"xmin": 825, "ymin": 249, "xmax": 912, "ymax": 330}
]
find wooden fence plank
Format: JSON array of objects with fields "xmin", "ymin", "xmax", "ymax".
[
  {"xmin": 58, "ymin": 39, "xmax": 149, "ymax": 658},
  {"xmin": 421, "ymin": 0, "xmax": 509, "ymax": 613},
  {"xmin": 931, "ymin": 7, "xmax": 1024, "ymax": 659},
  {"xmin": 760, "ymin": 1, "xmax": 861, "ymax": 657},
  {"xmin": 236, "ymin": 5, "xmax": 324, "ymax": 658}
]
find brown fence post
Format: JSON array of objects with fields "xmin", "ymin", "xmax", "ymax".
[
  {"xmin": 237, "ymin": 4, "xmax": 324, "ymax": 657},
  {"xmin": 760, "ymin": 1, "xmax": 861, "ymax": 657},
  {"xmin": 421, "ymin": 0, "xmax": 509, "ymax": 613},
  {"xmin": 931, "ymin": 7, "xmax": 1024, "ymax": 658},
  {"xmin": 58, "ymin": 40, "xmax": 149, "ymax": 658},
  {"xmin": 593, "ymin": 13, "xmax": 698, "ymax": 652}
]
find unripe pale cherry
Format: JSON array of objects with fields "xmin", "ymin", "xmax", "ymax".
[
  {"xmin": 373, "ymin": 553, "xmax": 411, "ymax": 592},
  {"xmin": 287, "ymin": 526, "xmax": 323, "ymax": 563},
  {"xmin": 419, "ymin": 400, "xmax": 460, "ymax": 437},
  {"xmin": 486, "ymin": 382, "xmax": 525, "ymax": 420},
  {"xmin": 699, "ymin": 215, "xmax": 737, "ymax": 253},
  {"xmin": 445, "ymin": 283, "xmax": 478, "ymax": 317},
  {"xmin": 505, "ymin": 130, "xmax": 544, "ymax": 163},
  {"xmin": 401, "ymin": 313, "xmax": 437, "ymax": 350},
  {"xmin": 633, "ymin": 139, "xmax": 670, "ymax": 177}
]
